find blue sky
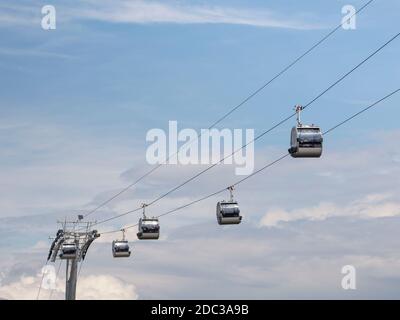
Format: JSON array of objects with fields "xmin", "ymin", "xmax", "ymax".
[{"xmin": 0, "ymin": 0, "xmax": 400, "ymax": 299}]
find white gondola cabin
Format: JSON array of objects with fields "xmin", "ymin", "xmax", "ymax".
[
  {"xmin": 112, "ymin": 229, "xmax": 131, "ymax": 258},
  {"xmin": 288, "ymin": 105, "xmax": 323, "ymax": 158},
  {"xmin": 112, "ymin": 240, "xmax": 131, "ymax": 258},
  {"xmin": 216, "ymin": 186, "xmax": 242, "ymax": 225},
  {"xmin": 137, "ymin": 204, "xmax": 160, "ymax": 240},
  {"xmin": 59, "ymin": 242, "xmax": 77, "ymax": 260}
]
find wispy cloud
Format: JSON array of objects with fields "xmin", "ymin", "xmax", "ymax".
[
  {"xmin": 0, "ymin": 48, "xmax": 76, "ymax": 60},
  {"xmin": 0, "ymin": 0, "xmax": 322, "ymax": 30},
  {"xmin": 0, "ymin": 120, "xmax": 140, "ymax": 218},
  {"xmin": 72, "ymin": 0, "xmax": 321, "ymax": 29},
  {"xmin": 0, "ymin": 0, "xmax": 322, "ymax": 61},
  {"xmin": 0, "ymin": 3, "xmax": 38, "ymax": 27},
  {"xmin": 260, "ymin": 193, "xmax": 400, "ymax": 227}
]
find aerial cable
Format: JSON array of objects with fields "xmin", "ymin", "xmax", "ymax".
[
  {"xmin": 99, "ymin": 87, "xmax": 400, "ymax": 235},
  {"xmin": 82, "ymin": 0, "xmax": 375, "ymax": 219},
  {"xmin": 90, "ymin": 31, "xmax": 399, "ymax": 229}
]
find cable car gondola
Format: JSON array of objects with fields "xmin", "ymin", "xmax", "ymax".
[
  {"xmin": 59, "ymin": 242, "xmax": 77, "ymax": 260},
  {"xmin": 216, "ymin": 186, "xmax": 242, "ymax": 225},
  {"xmin": 112, "ymin": 229, "xmax": 131, "ymax": 258},
  {"xmin": 137, "ymin": 204, "xmax": 160, "ymax": 240},
  {"xmin": 288, "ymin": 105, "xmax": 323, "ymax": 158}
]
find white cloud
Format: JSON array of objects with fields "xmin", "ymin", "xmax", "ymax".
[
  {"xmin": 76, "ymin": 275, "xmax": 138, "ymax": 300},
  {"xmin": 72, "ymin": 0, "xmax": 320, "ymax": 29},
  {"xmin": 32, "ymin": 240, "xmax": 50, "ymax": 251},
  {"xmin": 0, "ymin": 3, "xmax": 38, "ymax": 27},
  {"xmin": 0, "ymin": 48, "xmax": 75, "ymax": 60},
  {"xmin": 0, "ymin": 0, "xmax": 321, "ymax": 30},
  {"xmin": 0, "ymin": 272, "xmax": 138, "ymax": 300},
  {"xmin": 0, "ymin": 275, "xmax": 39, "ymax": 300},
  {"xmin": 260, "ymin": 193, "xmax": 400, "ymax": 227},
  {"xmin": 0, "ymin": 120, "xmax": 141, "ymax": 218}
]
